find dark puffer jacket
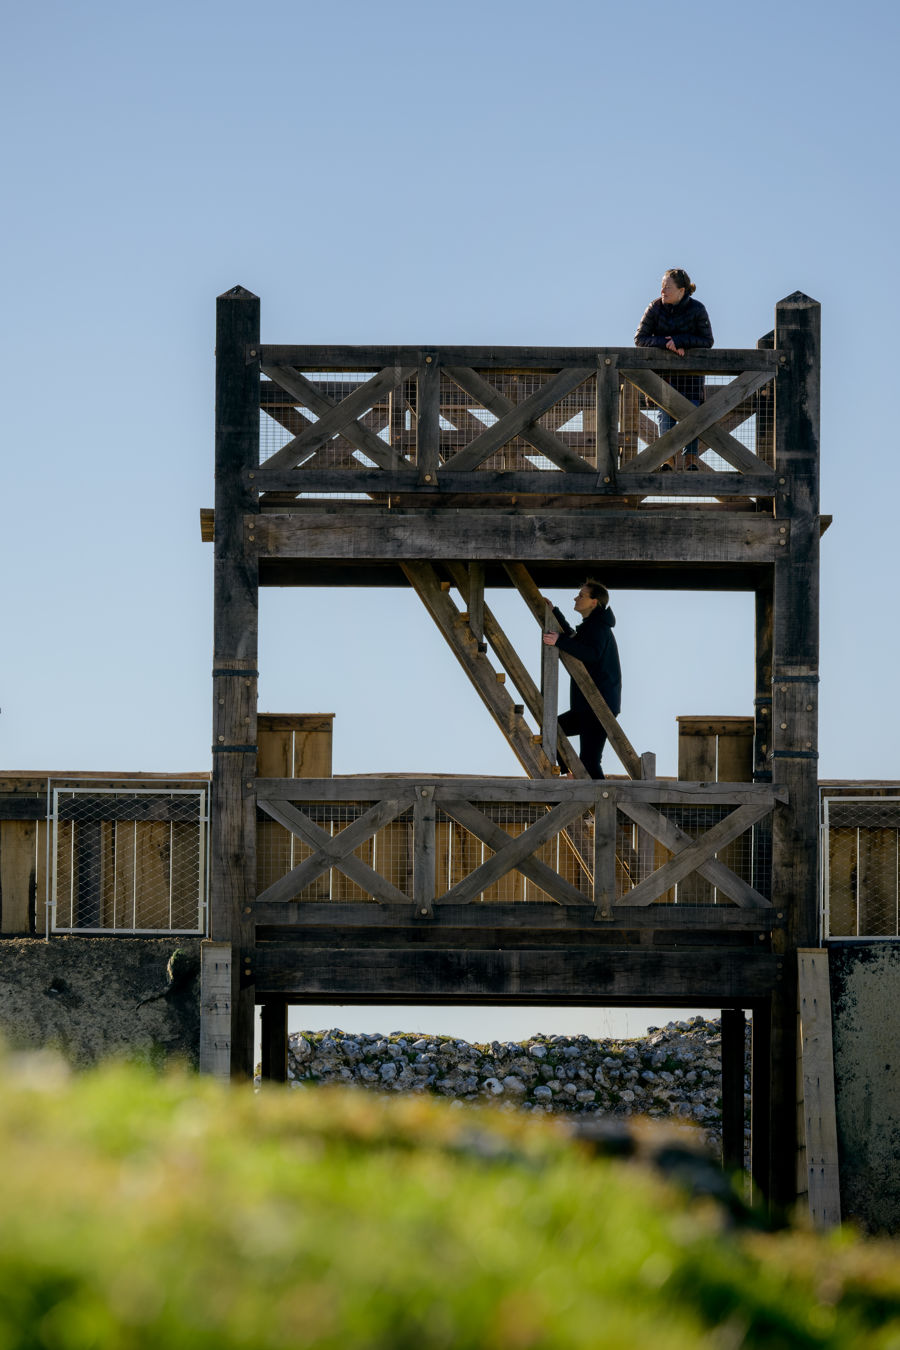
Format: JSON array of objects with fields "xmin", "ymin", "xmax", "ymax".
[
  {"xmin": 552, "ymin": 604, "xmax": 621, "ymax": 718},
  {"xmin": 634, "ymin": 295, "xmax": 714, "ymax": 402},
  {"xmin": 634, "ymin": 295, "xmax": 714, "ymax": 351}
]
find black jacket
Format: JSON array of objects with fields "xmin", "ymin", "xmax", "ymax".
[
  {"xmin": 552, "ymin": 604, "xmax": 622, "ymax": 718},
  {"xmin": 634, "ymin": 295, "xmax": 714, "ymax": 351}
]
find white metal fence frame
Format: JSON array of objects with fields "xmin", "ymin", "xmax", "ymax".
[{"xmin": 48, "ymin": 783, "xmax": 210, "ymax": 936}]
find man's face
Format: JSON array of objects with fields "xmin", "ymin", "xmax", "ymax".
[{"xmin": 573, "ymin": 586, "xmax": 598, "ymax": 617}]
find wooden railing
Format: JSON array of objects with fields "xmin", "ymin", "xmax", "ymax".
[
  {"xmin": 253, "ymin": 777, "xmax": 784, "ymax": 927},
  {"xmin": 251, "ymin": 345, "xmax": 781, "ymax": 504}
]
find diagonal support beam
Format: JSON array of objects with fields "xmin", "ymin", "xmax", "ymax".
[
  {"xmin": 444, "ymin": 562, "xmax": 587, "ymax": 778},
  {"xmin": 617, "ymin": 798, "xmax": 774, "ymax": 908},
  {"xmin": 504, "ymin": 562, "xmax": 643, "ymax": 779},
  {"xmin": 401, "ymin": 561, "xmax": 554, "ymax": 778},
  {"xmin": 439, "ymin": 796, "xmax": 591, "ymax": 906},
  {"xmin": 257, "ymin": 797, "xmax": 412, "ymax": 905},
  {"xmin": 257, "ymin": 365, "xmax": 412, "ymax": 473},
  {"xmin": 443, "ymin": 366, "xmax": 597, "ymax": 473},
  {"xmin": 438, "ymin": 798, "xmax": 589, "ymax": 905},
  {"xmin": 622, "ymin": 368, "xmax": 773, "ymax": 474}
]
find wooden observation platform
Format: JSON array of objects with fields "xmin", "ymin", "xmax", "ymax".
[{"xmin": 206, "ymin": 286, "xmax": 822, "ymax": 1208}]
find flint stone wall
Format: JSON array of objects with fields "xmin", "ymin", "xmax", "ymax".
[{"xmin": 283, "ymin": 1015, "xmax": 750, "ymax": 1154}]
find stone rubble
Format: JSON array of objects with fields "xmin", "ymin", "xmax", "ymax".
[{"xmin": 277, "ymin": 1016, "xmax": 750, "ymax": 1157}]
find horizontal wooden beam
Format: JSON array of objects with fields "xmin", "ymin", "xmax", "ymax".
[
  {"xmin": 255, "ymin": 776, "xmax": 787, "ymax": 805},
  {"xmin": 256, "ymin": 345, "xmax": 779, "ymax": 374},
  {"xmin": 250, "ymin": 945, "xmax": 782, "ymax": 1000},
  {"xmin": 250, "ymin": 468, "xmax": 778, "ymax": 497},
  {"xmin": 249, "ymin": 899, "xmax": 781, "ymax": 931},
  {"xmin": 251, "ymin": 510, "xmax": 786, "ymax": 565}
]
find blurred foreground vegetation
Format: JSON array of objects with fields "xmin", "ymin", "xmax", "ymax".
[{"xmin": 1, "ymin": 1050, "xmax": 899, "ymax": 1349}]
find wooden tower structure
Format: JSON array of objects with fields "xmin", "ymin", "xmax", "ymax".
[{"xmin": 205, "ymin": 286, "xmax": 821, "ymax": 1209}]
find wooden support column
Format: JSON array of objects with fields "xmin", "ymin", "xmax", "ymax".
[
  {"xmin": 721, "ymin": 1008, "xmax": 746, "ymax": 1172},
  {"xmin": 767, "ymin": 291, "xmax": 822, "ymax": 1208},
  {"xmin": 210, "ymin": 285, "xmax": 260, "ymax": 1080},
  {"xmin": 260, "ymin": 1001, "xmax": 289, "ymax": 1083},
  {"xmin": 750, "ymin": 1000, "xmax": 772, "ymax": 1203}
]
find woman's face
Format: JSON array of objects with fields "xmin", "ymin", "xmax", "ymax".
[{"xmin": 660, "ymin": 274, "xmax": 685, "ymax": 305}]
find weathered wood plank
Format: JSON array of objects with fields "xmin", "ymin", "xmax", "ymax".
[
  {"xmin": 199, "ymin": 941, "xmax": 234, "ymax": 1079},
  {"xmin": 251, "ymin": 945, "xmax": 782, "ymax": 1001},
  {"xmin": 623, "ymin": 368, "xmax": 773, "ymax": 474},
  {"xmin": 258, "ymin": 364, "xmax": 412, "ymax": 472},
  {"xmin": 257, "ymin": 797, "xmax": 412, "ymax": 905},
  {"xmin": 443, "ymin": 365, "xmax": 597, "ymax": 473},
  {"xmin": 0, "ymin": 820, "xmax": 37, "ymax": 933},
  {"xmin": 254, "ymin": 509, "xmax": 785, "ymax": 565},
  {"xmin": 413, "ymin": 787, "xmax": 436, "ymax": 917},
  {"xmin": 416, "ymin": 355, "xmax": 441, "ymax": 484},
  {"xmin": 798, "ymin": 949, "xmax": 841, "ymax": 1228},
  {"xmin": 541, "ymin": 600, "xmax": 559, "ymax": 763},
  {"xmin": 248, "ymin": 898, "xmax": 779, "ymax": 931},
  {"xmin": 617, "ymin": 800, "xmax": 774, "ymax": 909},
  {"xmin": 437, "ymin": 797, "xmax": 590, "ymax": 907},
  {"xmin": 256, "ymin": 345, "xmax": 778, "ymax": 374},
  {"xmin": 254, "ymin": 776, "xmax": 786, "ymax": 806},
  {"xmin": 251, "ymin": 467, "xmax": 777, "ymax": 497},
  {"xmin": 437, "ymin": 799, "xmax": 587, "ymax": 905}
]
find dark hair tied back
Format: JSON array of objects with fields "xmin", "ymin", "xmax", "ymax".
[{"xmin": 664, "ymin": 268, "xmax": 696, "ymax": 296}]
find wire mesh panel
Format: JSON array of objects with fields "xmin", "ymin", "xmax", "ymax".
[
  {"xmin": 51, "ymin": 788, "xmax": 208, "ymax": 933},
  {"xmin": 618, "ymin": 373, "xmax": 774, "ymax": 472},
  {"xmin": 822, "ymin": 797, "xmax": 900, "ymax": 937},
  {"xmin": 615, "ymin": 804, "xmax": 769, "ymax": 906}
]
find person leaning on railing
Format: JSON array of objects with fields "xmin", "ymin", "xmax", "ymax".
[{"xmin": 634, "ymin": 268, "xmax": 714, "ymax": 471}]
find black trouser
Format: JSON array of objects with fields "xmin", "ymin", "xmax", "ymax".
[{"xmin": 559, "ymin": 709, "xmax": 607, "ymax": 779}]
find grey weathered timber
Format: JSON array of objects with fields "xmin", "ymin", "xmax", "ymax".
[
  {"xmin": 416, "ymin": 354, "xmax": 441, "ymax": 484},
  {"xmin": 253, "ymin": 509, "xmax": 785, "ymax": 566},
  {"xmin": 797, "ymin": 949, "xmax": 841, "ymax": 1229},
  {"xmin": 258, "ymin": 365, "xmax": 411, "ymax": 472},
  {"xmin": 503, "ymin": 562, "xmax": 643, "ymax": 778},
  {"xmin": 252, "ymin": 467, "xmax": 777, "ymax": 498},
  {"xmin": 250, "ymin": 946, "xmax": 781, "ymax": 1002},
  {"xmin": 257, "ymin": 796, "xmax": 412, "ymax": 905},
  {"xmin": 256, "ymin": 344, "xmax": 778, "ymax": 374},
  {"xmin": 254, "ymin": 776, "xmax": 786, "ymax": 806},
  {"xmin": 540, "ymin": 601, "xmax": 559, "ymax": 763},
  {"xmin": 466, "ymin": 561, "xmax": 485, "ymax": 643},
  {"xmin": 199, "ymin": 941, "xmax": 234, "ymax": 1079},
  {"xmin": 592, "ymin": 795, "xmax": 617, "ymax": 918},
  {"xmin": 437, "ymin": 798, "xmax": 589, "ymax": 906},
  {"xmin": 751, "ymin": 1002, "xmax": 773, "ymax": 1204},
  {"xmin": 211, "ymin": 286, "xmax": 260, "ymax": 1078},
  {"xmin": 401, "ymin": 561, "xmax": 553, "ymax": 778},
  {"xmin": 443, "ymin": 365, "xmax": 597, "ymax": 473},
  {"xmin": 248, "ymin": 899, "xmax": 779, "ymax": 932},
  {"xmin": 413, "ymin": 786, "xmax": 436, "ymax": 917},
  {"xmin": 443, "ymin": 562, "xmax": 586, "ymax": 777},
  {"xmin": 595, "ymin": 357, "xmax": 618, "ymax": 481},
  {"xmin": 766, "ymin": 292, "xmax": 821, "ymax": 1209},
  {"xmin": 623, "ymin": 368, "xmax": 774, "ymax": 474},
  {"xmin": 617, "ymin": 798, "xmax": 774, "ymax": 909},
  {"xmin": 437, "ymin": 797, "xmax": 590, "ymax": 907},
  {"xmin": 721, "ymin": 1008, "xmax": 746, "ymax": 1172}
]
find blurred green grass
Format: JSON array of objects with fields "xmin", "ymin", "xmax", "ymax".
[{"xmin": 0, "ymin": 1049, "xmax": 898, "ymax": 1349}]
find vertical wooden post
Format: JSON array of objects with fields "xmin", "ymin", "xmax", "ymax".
[
  {"xmin": 210, "ymin": 285, "xmax": 260, "ymax": 1079},
  {"xmin": 596, "ymin": 357, "xmax": 619, "ymax": 481},
  {"xmin": 414, "ymin": 786, "xmax": 436, "ymax": 918},
  {"xmin": 467, "ymin": 562, "xmax": 485, "ymax": 645},
  {"xmin": 750, "ymin": 999, "xmax": 772, "ymax": 1201},
  {"xmin": 260, "ymin": 1001, "xmax": 289, "ymax": 1083},
  {"xmin": 767, "ymin": 291, "xmax": 821, "ymax": 1207},
  {"xmin": 541, "ymin": 600, "xmax": 559, "ymax": 764},
  {"xmin": 721, "ymin": 1008, "xmax": 746, "ymax": 1172},
  {"xmin": 417, "ymin": 353, "xmax": 440, "ymax": 485}
]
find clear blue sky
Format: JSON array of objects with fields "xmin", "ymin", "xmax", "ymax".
[{"xmin": 2, "ymin": 1, "xmax": 897, "ymax": 1037}]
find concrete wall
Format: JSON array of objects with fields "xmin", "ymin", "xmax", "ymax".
[
  {"xmin": 828, "ymin": 939, "xmax": 900, "ymax": 1233},
  {"xmin": 0, "ymin": 937, "xmax": 201, "ymax": 1068}
]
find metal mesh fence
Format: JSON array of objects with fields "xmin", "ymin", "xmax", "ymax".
[
  {"xmin": 51, "ymin": 788, "xmax": 208, "ymax": 933},
  {"xmin": 619, "ymin": 373, "xmax": 774, "ymax": 472},
  {"xmin": 255, "ymin": 798, "xmax": 768, "ymax": 907},
  {"xmin": 822, "ymin": 797, "xmax": 900, "ymax": 937},
  {"xmin": 616, "ymin": 804, "xmax": 769, "ymax": 905}
]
